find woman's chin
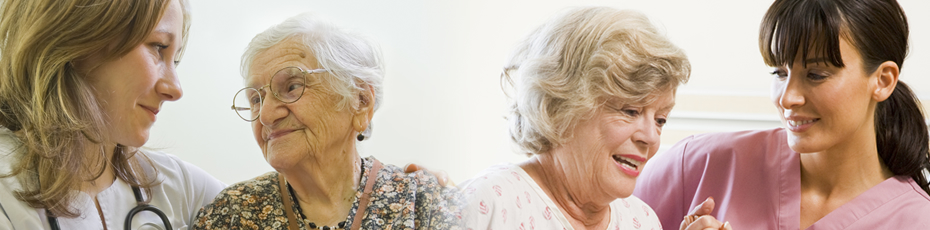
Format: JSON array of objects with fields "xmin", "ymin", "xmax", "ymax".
[
  {"xmin": 117, "ymin": 135, "xmax": 148, "ymax": 148},
  {"xmin": 265, "ymin": 154, "xmax": 300, "ymax": 171}
]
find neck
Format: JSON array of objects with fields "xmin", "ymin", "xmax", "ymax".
[
  {"xmin": 799, "ymin": 128, "xmax": 893, "ymax": 197},
  {"xmin": 520, "ymin": 154, "xmax": 611, "ymax": 229},
  {"xmin": 81, "ymin": 143, "xmax": 118, "ymax": 197},
  {"xmin": 282, "ymin": 145, "xmax": 362, "ymax": 226}
]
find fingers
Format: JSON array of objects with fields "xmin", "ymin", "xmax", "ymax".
[
  {"xmin": 404, "ymin": 163, "xmax": 422, "ymax": 173},
  {"xmin": 431, "ymin": 169, "xmax": 451, "ymax": 187},
  {"xmin": 689, "ymin": 197, "xmax": 716, "ymax": 216},
  {"xmin": 680, "ymin": 197, "xmax": 727, "ymax": 230},
  {"xmin": 684, "ymin": 215, "xmax": 723, "ymax": 230}
]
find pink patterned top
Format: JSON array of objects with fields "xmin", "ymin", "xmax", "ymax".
[{"xmin": 461, "ymin": 164, "xmax": 662, "ymax": 230}]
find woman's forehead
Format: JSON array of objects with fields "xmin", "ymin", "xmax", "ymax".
[{"xmin": 247, "ymin": 38, "xmax": 319, "ymax": 86}]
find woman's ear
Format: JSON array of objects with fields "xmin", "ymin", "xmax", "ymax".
[
  {"xmin": 353, "ymin": 84, "xmax": 376, "ymax": 133},
  {"xmin": 871, "ymin": 61, "xmax": 899, "ymax": 102}
]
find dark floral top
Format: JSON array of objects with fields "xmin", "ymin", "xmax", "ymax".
[{"xmin": 191, "ymin": 156, "xmax": 464, "ymax": 230}]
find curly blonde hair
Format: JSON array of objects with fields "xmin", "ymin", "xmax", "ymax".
[{"xmin": 503, "ymin": 7, "xmax": 690, "ymax": 155}]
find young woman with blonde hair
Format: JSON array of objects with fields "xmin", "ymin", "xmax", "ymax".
[{"xmin": 0, "ymin": 0, "xmax": 225, "ymax": 229}]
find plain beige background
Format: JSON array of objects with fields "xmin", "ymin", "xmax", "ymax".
[{"xmin": 149, "ymin": 0, "xmax": 930, "ymax": 184}]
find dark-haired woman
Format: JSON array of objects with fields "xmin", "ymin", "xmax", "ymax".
[{"xmin": 634, "ymin": 0, "xmax": 930, "ymax": 229}]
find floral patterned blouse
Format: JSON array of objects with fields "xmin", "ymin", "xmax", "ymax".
[{"xmin": 191, "ymin": 156, "xmax": 464, "ymax": 230}]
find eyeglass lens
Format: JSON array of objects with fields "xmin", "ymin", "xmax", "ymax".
[{"xmin": 232, "ymin": 67, "xmax": 307, "ymax": 121}]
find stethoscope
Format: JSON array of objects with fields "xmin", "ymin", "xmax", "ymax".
[{"xmin": 46, "ymin": 186, "xmax": 171, "ymax": 230}]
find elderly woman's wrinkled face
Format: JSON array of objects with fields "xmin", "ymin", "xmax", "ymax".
[
  {"xmin": 247, "ymin": 37, "xmax": 358, "ymax": 170},
  {"xmin": 556, "ymin": 91, "xmax": 674, "ymax": 200}
]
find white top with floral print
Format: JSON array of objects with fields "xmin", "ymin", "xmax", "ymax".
[{"xmin": 460, "ymin": 164, "xmax": 663, "ymax": 230}]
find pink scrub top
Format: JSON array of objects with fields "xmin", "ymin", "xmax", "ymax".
[{"xmin": 633, "ymin": 128, "xmax": 930, "ymax": 229}]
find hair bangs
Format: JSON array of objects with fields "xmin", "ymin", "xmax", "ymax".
[{"xmin": 760, "ymin": 0, "xmax": 845, "ymax": 68}]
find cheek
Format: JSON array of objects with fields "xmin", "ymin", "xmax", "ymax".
[
  {"xmin": 771, "ymin": 80, "xmax": 784, "ymax": 108},
  {"xmin": 604, "ymin": 125, "xmax": 634, "ymax": 147},
  {"xmin": 251, "ymin": 122, "xmax": 264, "ymax": 145}
]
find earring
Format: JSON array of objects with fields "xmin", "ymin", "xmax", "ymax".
[{"xmin": 357, "ymin": 133, "xmax": 365, "ymax": 141}]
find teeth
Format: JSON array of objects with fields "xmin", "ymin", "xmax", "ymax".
[
  {"xmin": 612, "ymin": 155, "xmax": 642, "ymax": 170},
  {"xmin": 787, "ymin": 119, "xmax": 816, "ymax": 127}
]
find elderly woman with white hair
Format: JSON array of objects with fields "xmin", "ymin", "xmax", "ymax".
[
  {"xmin": 460, "ymin": 7, "xmax": 690, "ymax": 230},
  {"xmin": 192, "ymin": 13, "xmax": 462, "ymax": 230}
]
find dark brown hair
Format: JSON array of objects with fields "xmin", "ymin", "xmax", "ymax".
[{"xmin": 760, "ymin": 0, "xmax": 930, "ymax": 195}]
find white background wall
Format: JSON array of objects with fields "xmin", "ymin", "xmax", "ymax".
[{"xmin": 149, "ymin": 0, "xmax": 930, "ymax": 184}]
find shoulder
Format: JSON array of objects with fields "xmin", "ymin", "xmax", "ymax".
[
  {"xmin": 611, "ymin": 196, "xmax": 662, "ymax": 229},
  {"xmin": 367, "ymin": 156, "xmax": 444, "ymax": 190},
  {"xmin": 138, "ymin": 150, "xmax": 221, "ymax": 185},
  {"xmin": 365, "ymin": 156, "xmax": 462, "ymax": 207},
  {"xmin": 137, "ymin": 150, "xmax": 225, "ymax": 202},
  {"xmin": 0, "ymin": 128, "xmax": 22, "ymax": 176},
  {"xmin": 460, "ymin": 164, "xmax": 524, "ymax": 190},
  {"xmin": 193, "ymin": 171, "xmax": 281, "ymax": 229},
  {"xmin": 215, "ymin": 171, "xmax": 279, "ymax": 200},
  {"xmin": 359, "ymin": 157, "xmax": 465, "ymax": 229},
  {"xmin": 459, "ymin": 164, "xmax": 535, "ymax": 210},
  {"xmin": 642, "ymin": 128, "xmax": 790, "ymax": 181},
  {"xmin": 667, "ymin": 128, "xmax": 787, "ymax": 158},
  {"xmin": 879, "ymin": 177, "xmax": 930, "ymax": 219}
]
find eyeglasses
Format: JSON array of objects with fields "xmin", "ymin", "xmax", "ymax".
[{"xmin": 231, "ymin": 66, "xmax": 328, "ymax": 121}]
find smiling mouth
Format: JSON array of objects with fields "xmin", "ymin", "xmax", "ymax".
[
  {"xmin": 266, "ymin": 129, "xmax": 297, "ymax": 141},
  {"xmin": 787, "ymin": 118, "xmax": 819, "ymax": 127},
  {"xmin": 141, "ymin": 105, "xmax": 159, "ymax": 115},
  {"xmin": 612, "ymin": 155, "xmax": 642, "ymax": 171}
]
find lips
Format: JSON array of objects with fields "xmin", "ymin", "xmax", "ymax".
[
  {"xmin": 612, "ymin": 154, "xmax": 645, "ymax": 177},
  {"xmin": 140, "ymin": 105, "xmax": 159, "ymax": 121},
  {"xmin": 140, "ymin": 105, "xmax": 159, "ymax": 115},
  {"xmin": 266, "ymin": 129, "xmax": 297, "ymax": 140}
]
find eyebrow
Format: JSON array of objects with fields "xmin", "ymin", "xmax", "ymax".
[{"xmin": 153, "ymin": 29, "xmax": 176, "ymax": 43}]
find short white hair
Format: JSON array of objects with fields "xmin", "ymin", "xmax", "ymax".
[
  {"xmin": 504, "ymin": 7, "xmax": 691, "ymax": 155},
  {"xmin": 241, "ymin": 12, "xmax": 384, "ymax": 114}
]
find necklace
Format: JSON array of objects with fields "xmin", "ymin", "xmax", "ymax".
[
  {"xmin": 288, "ymin": 184, "xmax": 349, "ymax": 230},
  {"xmin": 277, "ymin": 159, "xmax": 382, "ymax": 230}
]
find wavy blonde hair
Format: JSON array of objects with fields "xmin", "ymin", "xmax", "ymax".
[
  {"xmin": 503, "ymin": 7, "xmax": 691, "ymax": 155},
  {"xmin": 0, "ymin": 0, "xmax": 192, "ymax": 217}
]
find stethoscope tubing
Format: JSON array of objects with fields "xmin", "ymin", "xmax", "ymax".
[{"xmin": 47, "ymin": 186, "xmax": 171, "ymax": 230}]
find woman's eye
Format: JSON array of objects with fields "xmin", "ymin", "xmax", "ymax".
[
  {"xmin": 622, "ymin": 109, "xmax": 640, "ymax": 117},
  {"xmin": 151, "ymin": 43, "xmax": 170, "ymax": 59},
  {"xmin": 656, "ymin": 118, "xmax": 667, "ymax": 127},
  {"xmin": 155, "ymin": 44, "xmax": 168, "ymax": 52},
  {"xmin": 770, "ymin": 69, "xmax": 788, "ymax": 79},
  {"xmin": 249, "ymin": 94, "xmax": 261, "ymax": 106},
  {"xmin": 807, "ymin": 72, "xmax": 827, "ymax": 81},
  {"xmin": 287, "ymin": 82, "xmax": 304, "ymax": 92}
]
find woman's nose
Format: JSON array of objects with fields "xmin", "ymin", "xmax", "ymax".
[
  {"xmin": 156, "ymin": 66, "xmax": 183, "ymax": 101},
  {"xmin": 633, "ymin": 117, "xmax": 660, "ymax": 147},
  {"xmin": 776, "ymin": 75, "xmax": 805, "ymax": 110},
  {"xmin": 258, "ymin": 96, "xmax": 288, "ymax": 127}
]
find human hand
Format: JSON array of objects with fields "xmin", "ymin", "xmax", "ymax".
[
  {"xmin": 404, "ymin": 164, "xmax": 454, "ymax": 187},
  {"xmin": 680, "ymin": 197, "xmax": 732, "ymax": 230}
]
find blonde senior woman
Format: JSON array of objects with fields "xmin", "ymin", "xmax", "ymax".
[
  {"xmin": 460, "ymin": 7, "xmax": 690, "ymax": 230},
  {"xmin": 191, "ymin": 13, "xmax": 462, "ymax": 230}
]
